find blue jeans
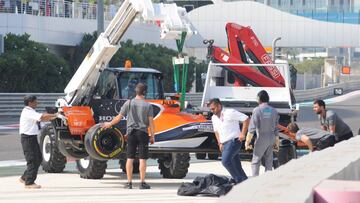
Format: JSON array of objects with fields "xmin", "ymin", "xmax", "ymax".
[{"xmin": 221, "ymin": 138, "xmax": 248, "ymax": 183}]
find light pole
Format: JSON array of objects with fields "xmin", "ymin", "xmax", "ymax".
[
  {"xmin": 97, "ymin": 0, "xmax": 104, "ymax": 35},
  {"xmin": 272, "ymin": 37, "xmax": 281, "ymax": 61}
]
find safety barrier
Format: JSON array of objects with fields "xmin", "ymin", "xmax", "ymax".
[
  {"xmin": 220, "ymin": 135, "xmax": 360, "ymax": 203},
  {"xmin": 294, "ymin": 80, "xmax": 360, "ymax": 102},
  {"xmin": 1, "ymin": 80, "xmax": 360, "ymax": 116},
  {"xmin": 0, "ymin": 93, "xmax": 203, "ymax": 116}
]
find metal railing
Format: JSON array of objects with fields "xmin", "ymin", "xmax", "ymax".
[
  {"xmin": 1, "ymin": 80, "xmax": 360, "ymax": 116},
  {"xmin": 0, "ymin": 92, "xmax": 203, "ymax": 116},
  {"xmin": 0, "ymin": 0, "xmax": 121, "ymax": 21}
]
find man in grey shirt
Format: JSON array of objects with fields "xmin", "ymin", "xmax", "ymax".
[
  {"xmin": 103, "ymin": 83, "xmax": 155, "ymax": 189},
  {"xmin": 245, "ymin": 90, "xmax": 279, "ymax": 176},
  {"xmin": 287, "ymin": 123, "xmax": 335, "ymax": 152},
  {"xmin": 313, "ymin": 99, "xmax": 353, "ymax": 143}
]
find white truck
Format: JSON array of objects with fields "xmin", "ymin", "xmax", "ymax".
[{"xmin": 198, "ymin": 23, "xmax": 299, "ymax": 165}]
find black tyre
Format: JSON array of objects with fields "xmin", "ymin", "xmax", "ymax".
[
  {"xmin": 119, "ymin": 159, "xmax": 140, "ymax": 174},
  {"xmin": 195, "ymin": 153, "xmax": 206, "ymax": 160},
  {"xmin": 84, "ymin": 124, "xmax": 125, "ymax": 161},
  {"xmin": 272, "ymin": 152, "xmax": 280, "ymax": 169},
  {"xmin": 208, "ymin": 153, "xmax": 219, "ymax": 160},
  {"xmin": 277, "ymin": 142, "xmax": 296, "ymax": 165},
  {"xmin": 158, "ymin": 153, "xmax": 190, "ymax": 179},
  {"xmin": 58, "ymin": 140, "xmax": 88, "ymax": 159},
  {"xmin": 40, "ymin": 124, "xmax": 66, "ymax": 173},
  {"xmin": 76, "ymin": 157, "xmax": 107, "ymax": 179}
]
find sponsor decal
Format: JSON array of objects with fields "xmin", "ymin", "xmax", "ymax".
[{"xmin": 182, "ymin": 123, "xmax": 213, "ymax": 132}]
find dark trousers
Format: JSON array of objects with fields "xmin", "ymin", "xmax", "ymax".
[
  {"xmin": 221, "ymin": 138, "xmax": 248, "ymax": 183},
  {"xmin": 21, "ymin": 135, "xmax": 42, "ymax": 185},
  {"xmin": 336, "ymin": 131, "xmax": 354, "ymax": 143}
]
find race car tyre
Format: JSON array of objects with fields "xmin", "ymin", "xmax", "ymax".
[
  {"xmin": 40, "ymin": 124, "xmax": 66, "ymax": 173},
  {"xmin": 76, "ymin": 157, "xmax": 107, "ymax": 179},
  {"xmin": 158, "ymin": 153, "xmax": 190, "ymax": 179},
  {"xmin": 195, "ymin": 153, "xmax": 206, "ymax": 160},
  {"xmin": 119, "ymin": 158, "xmax": 140, "ymax": 174},
  {"xmin": 208, "ymin": 153, "xmax": 219, "ymax": 160},
  {"xmin": 84, "ymin": 124, "xmax": 125, "ymax": 161}
]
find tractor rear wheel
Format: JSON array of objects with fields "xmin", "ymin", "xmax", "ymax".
[
  {"xmin": 40, "ymin": 124, "xmax": 66, "ymax": 173},
  {"xmin": 158, "ymin": 153, "xmax": 190, "ymax": 179},
  {"xmin": 119, "ymin": 159, "xmax": 140, "ymax": 174},
  {"xmin": 76, "ymin": 157, "xmax": 107, "ymax": 179}
]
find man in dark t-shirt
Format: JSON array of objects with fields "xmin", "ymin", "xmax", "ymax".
[
  {"xmin": 287, "ymin": 123, "xmax": 335, "ymax": 152},
  {"xmin": 313, "ymin": 99, "xmax": 353, "ymax": 143},
  {"xmin": 103, "ymin": 83, "xmax": 155, "ymax": 189}
]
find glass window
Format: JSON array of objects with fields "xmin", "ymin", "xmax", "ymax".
[
  {"xmin": 118, "ymin": 71, "xmax": 163, "ymax": 99},
  {"xmin": 94, "ymin": 71, "xmax": 118, "ymax": 99}
]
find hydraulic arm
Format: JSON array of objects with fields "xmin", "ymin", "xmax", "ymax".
[
  {"xmin": 62, "ymin": 0, "xmax": 194, "ymax": 106},
  {"xmin": 205, "ymin": 22, "xmax": 285, "ymax": 87}
]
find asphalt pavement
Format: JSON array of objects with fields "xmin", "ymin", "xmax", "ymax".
[{"xmin": 0, "ymin": 91, "xmax": 359, "ymax": 202}]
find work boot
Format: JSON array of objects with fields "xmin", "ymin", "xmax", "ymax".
[
  {"xmin": 124, "ymin": 182, "xmax": 132, "ymax": 189},
  {"xmin": 229, "ymin": 178, "xmax": 237, "ymax": 185},
  {"xmin": 139, "ymin": 182, "xmax": 151, "ymax": 189},
  {"xmin": 25, "ymin": 183, "xmax": 41, "ymax": 189}
]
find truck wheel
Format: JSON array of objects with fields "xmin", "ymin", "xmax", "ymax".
[
  {"xmin": 208, "ymin": 153, "xmax": 219, "ymax": 160},
  {"xmin": 84, "ymin": 124, "xmax": 125, "ymax": 161},
  {"xmin": 195, "ymin": 153, "xmax": 206, "ymax": 160},
  {"xmin": 119, "ymin": 159, "xmax": 140, "ymax": 174},
  {"xmin": 158, "ymin": 153, "xmax": 190, "ymax": 179},
  {"xmin": 277, "ymin": 143, "xmax": 296, "ymax": 165},
  {"xmin": 40, "ymin": 124, "xmax": 66, "ymax": 173},
  {"xmin": 76, "ymin": 157, "xmax": 107, "ymax": 179}
]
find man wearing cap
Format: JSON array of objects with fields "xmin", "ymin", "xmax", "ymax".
[{"xmin": 19, "ymin": 95, "xmax": 57, "ymax": 189}]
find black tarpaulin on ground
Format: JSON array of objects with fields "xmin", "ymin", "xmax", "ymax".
[{"xmin": 177, "ymin": 174, "xmax": 233, "ymax": 197}]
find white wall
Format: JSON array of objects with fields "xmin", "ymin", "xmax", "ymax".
[{"xmin": 187, "ymin": 1, "xmax": 360, "ymax": 48}]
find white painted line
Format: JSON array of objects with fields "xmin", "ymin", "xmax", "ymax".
[
  {"xmin": 0, "ymin": 123, "xmax": 19, "ymax": 130},
  {"xmin": 297, "ymin": 90, "xmax": 360, "ymax": 107},
  {"xmin": 0, "ymin": 160, "xmax": 26, "ymax": 167}
]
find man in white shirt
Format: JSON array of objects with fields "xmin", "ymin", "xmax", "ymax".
[
  {"xmin": 19, "ymin": 95, "xmax": 57, "ymax": 189},
  {"xmin": 209, "ymin": 98, "xmax": 250, "ymax": 184}
]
